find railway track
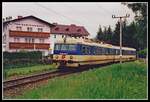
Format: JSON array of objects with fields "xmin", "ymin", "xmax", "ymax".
[
  {"xmin": 3, "ymin": 69, "xmax": 74, "ymax": 90},
  {"xmin": 3, "ymin": 61, "xmax": 124, "ymax": 91}
]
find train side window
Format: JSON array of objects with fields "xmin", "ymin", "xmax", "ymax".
[
  {"xmin": 122, "ymin": 50, "xmax": 125, "ymax": 55},
  {"xmin": 97, "ymin": 47, "xmax": 99, "ymax": 55},
  {"xmin": 107, "ymin": 48, "xmax": 109, "ymax": 55},
  {"xmin": 113, "ymin": 49, "xmax": 116, "ymax": 55},
  {"xmin": 86, "ymin": 46, "xmax": 90, "ymax": 54},
  {"xmin": 93, "ymin": 46, "xmax": 96, "ymax": 55},
  {"xmin": 109, "ymin": 49, "xmax": 111, "ymax": 55},
  {"xmin": 128, "ymin": 51, "xmax": 131, "ymax": 55},
  {"xmin": 102, "ymin": 48, "xmax": 105, "ymax": 54},
  {"xmin": 91, "ymin": 46, "xmax": 95, "ymax": 55},
  {"xmin": 98, "ymin": 47, "xmax": 101, "ymax": 54},
  {"xmin": 126, "ymin": 50, "xmax": 128, "ymax": 55},
  {"xmin": 113, "ymin": 49, "xmax": 115, "ymax": 55},
  {"xmin": 105, "ymin": 48, "xmax": 108, "ymax": 55},
  {"xmin": 133, "ymin": 51, "xmax": 136, "ymax": 55},
  {"xmin": 115, "ymin": 49, "xmax": 117, "ymax": 55},
  {"xmin": 126, "ymin": 50, "xmax": 129, "ymax": 55},
  {"xmin": 100, "ymin": 48, "xmax": 103, "ymax": 54},
  {"xmin": 116, "ymin": 49, "xmax": 119, "ymax": 55},
  {"xmin": 82, "ymin": 46, "xmax": 86, "ymax": 54},
  {"xmin": 124, "ymin": 50, "xmax": 126, "ymax": 55},
  {"xmin": 110, "ymin": 49, "xmax": 113, "ymax": 55},
  {"xmin": 96, "ymin": 47, "xmax": 99, "ymax": 55}
]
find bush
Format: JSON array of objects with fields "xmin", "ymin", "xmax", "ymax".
[
  {"xmin": 3, "ymin": 51, "xmax": 43, "ymax": 69},
  {"xmin": 3, "ymin": 51, "xmax": 42, "ymax": 60},
  {"xmin": 138, "ymin": 48, "xmax": 147, "ymax": 58}
]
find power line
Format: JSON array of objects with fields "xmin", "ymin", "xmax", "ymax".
[
  {"xmin": 34, "ymin": 3, "xmax": 84, "ymax": 25},
  {"xmin": 96, "ymin": 4, "xmax": 112, "ymax": 15},
  {"xmin": 34, "ymin": 3, "xmax": 100, "ymax": 37},
  {"xmin": 63, "ymin": 4, "xmax": 99, "ymax": 32}
]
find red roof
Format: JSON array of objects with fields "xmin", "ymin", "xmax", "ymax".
[{"xmin": 50, "ymin": 23, "xmax": 90, "ymax": 36}]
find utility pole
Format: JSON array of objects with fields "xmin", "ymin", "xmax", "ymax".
[{"xmin": 112, "ymin": 14, "xmax": 130, "ymax": 64}]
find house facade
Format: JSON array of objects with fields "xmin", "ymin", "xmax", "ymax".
[
  {"xmin": 3, "ymin": 15, "xmax": 54, "ymax": 56},
  {"xmin": 50, "ymin": 23, "xmax": 90, "ymax": 53}
]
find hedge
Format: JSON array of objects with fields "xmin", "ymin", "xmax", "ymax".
[
  {"xmin": 138, "ymin": 48, "xmax": 147, "ymax": 58},
  {"xmin": 3, "ymin": 51, "xmax": 42, "ymax": 61},
  {"xmin": 3, "ymin": 51, "xmax": 43, "ymax": 69}
]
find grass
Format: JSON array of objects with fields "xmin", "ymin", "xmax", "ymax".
[
  {"xmin": 4, "ymin": 64, "xmax": 57, "ymax": 80},
  {"xmin": 10, "ymin": 60, "xmax": 147, "ymax": 99}
]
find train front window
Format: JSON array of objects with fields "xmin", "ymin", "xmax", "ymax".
[
  {"xmin": 68, "ymin": 44, "xmax": 76, "ymax": 51},
  {"xmin": 54, "ymin": 44, "xmax": 76, "ymax": 51},
  {"xmin": 55, "ymin": 44, "xmax": 61, "ymax": 50},
  {"xmin": 61, "ymin": 44, "xmax": 69, "ymax": 50}
]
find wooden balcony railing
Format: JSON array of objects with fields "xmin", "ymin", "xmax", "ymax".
[
  {"xmin": 9, "ymin": 42, "xmax": 50, "ymax": 49},
  {"xmin": 9, "ymin": 30, "xmax": 50, "ymax": 38}
]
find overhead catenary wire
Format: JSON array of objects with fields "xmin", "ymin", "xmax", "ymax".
[
  {"xmin": 96, "ymin": 4, "xmax": 113, "ymax": 15},
  {"xmin": 63, "ymin": 3, "xmax": 100, "ymax": 32},
  {"xmin": 34, "ymin": 2, "xmax": 85, "ymax": 26},
  {"xmin": 34, "ymin": 2, "xmax": 99, "ymax": 36}
]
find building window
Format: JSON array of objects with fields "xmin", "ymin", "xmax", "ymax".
[
  {"xmin": 54, "ymin": 35, "xmax": 56, "ymax": 38},
  {"xmin": 14, "ymin": 37, "xmax": 20, "ymax": 42},
  {"xmin": 32, "ymin": 38, "xmax": 34, "ymax": 43},
  {"xmin": 62, "ymin": 35, "xmax": 64, "ymax": 38},
  {"xmin": 25, "ymin": 37, "xmax": 33, "ymax": 43},
  {"xmin": 38, "ymin": 28, "xmax": 43, "ymax": 32},
  {"xmin": 39, "ymin": 38, "xmax": 44, "ymax": 43},
  {"xmin": 25, "ymin": 38, "xmax": 28, "ymax": 43},
  {"xmin": 16, "ymin": 26, "xmax": 22, "ymax": 31},
  {"xmin": 27, "ymin": 27, "xmax": 32, "ymax": 32},
  {"xmin": 3, "ymin": 34, "xmax": 6, "ymax": 44},
  {"xmin": 65, "ymin": 28, "xmax": 69, "ymax": 31},
  {"xmin": 55, "ymin": 27, "xmax": 59, "ymax": 31}
]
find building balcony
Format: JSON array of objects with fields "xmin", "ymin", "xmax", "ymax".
[
  {"xmin": 9, "ymin": 30, "xmax": 50, "ymax": 38},
  {"xmin": 9, "ymin": 42, "xmax": 50, "ymax": 50}
]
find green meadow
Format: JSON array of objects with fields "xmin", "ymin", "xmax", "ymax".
[
  {"xmin": 4, "ymin": 64, "xmax": 57, "ymax": 80},
  {"xmin": 9, "ymin": 60, "xmax": 147, "ymax": 99}
]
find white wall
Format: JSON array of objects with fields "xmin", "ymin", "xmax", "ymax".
[
  {"xmin": 9, "ymin": 18, "xmax": 50, "ymax": 32},
  {"xmin": 3, "ymin": 17, "xmax": 51, "ymax": 56}
]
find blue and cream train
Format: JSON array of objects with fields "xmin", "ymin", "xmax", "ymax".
[{"xmin": 53, "ymin": 38, "xmax": 136, "ymax": 68}]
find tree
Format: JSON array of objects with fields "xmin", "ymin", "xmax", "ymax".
[
  {"xmin": 95, "ymin": 25, "xmax": 103, "ymax": 41},
  {"xmin": 107, "ymin": 25, "xmax": 113, "ymax": 44},
  {"xmin": 123, "ymin": 3, "xmax": 147, "ymax": 50},
  {"xmin": 103, "ymin": 26, "xmax": 107, "ymax": 42},
  {"xmin": 111, "ymin": 21, "xmax": 120, "ymax": 46}
]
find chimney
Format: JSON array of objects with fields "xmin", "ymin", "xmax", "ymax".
[
  {"xmin": 18, "ymin": 16, "xmax": 23, "ymax": 19},
  {"xmin": 70, "ymin": 24, "xmax": 76, "ymax": 26},
  {"xmin": 52, "ymin": 22, "xmax": 58, "ymax": 25}
]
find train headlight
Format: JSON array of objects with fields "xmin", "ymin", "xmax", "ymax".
[
  {"xmin": 62, "ymin": 55, "xmax": 66, "ymax": 59},
  {"xmin": 55, "ymin": 55, "xmax": 58, "ymax": 59},
  {"xmin": 70, "ymin": 55, "xmax": 73, "ymax": 59}
]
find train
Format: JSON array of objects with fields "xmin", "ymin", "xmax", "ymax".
[{"xmin": 52, "ymin": 38, "xmax": 136, "ymax": 68}]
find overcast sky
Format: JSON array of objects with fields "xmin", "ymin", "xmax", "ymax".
[{"xmin": 2, "ymin": 2, "xmax": 135, "ymax": 38}]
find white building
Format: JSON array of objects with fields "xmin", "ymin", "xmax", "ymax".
[
  {"xmin": 50, "ymin": 23, "xmax": 90, "ymax": 54},
  {"xmin": 2, "ymin": 15, "xmax": 54, "ymax": 56}
]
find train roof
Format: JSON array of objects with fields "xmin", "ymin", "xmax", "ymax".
[{"xmin": 55, "ymin": 38, "xmax": 136, "ymax": 51}]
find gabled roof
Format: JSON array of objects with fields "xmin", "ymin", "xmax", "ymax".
[
  {"xmin": 3, "ymin": 15, "xmax": 55, "ymax": 27},
  {"xmin": 50, "ymin": 23, "xmax": 90, "ymax": 36}
]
